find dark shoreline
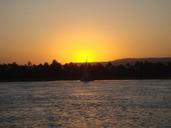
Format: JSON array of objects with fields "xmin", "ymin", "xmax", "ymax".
[
  {"xmin": 1, "ymin": 59, "xmax": 171, "ymax": 82},
  {"xmin": 0, "ymin": 77, "xmax": 171, "ymax": 82}
]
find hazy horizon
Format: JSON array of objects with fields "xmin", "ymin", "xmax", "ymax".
[
  {"xmin": 0, "ymin": 56, "xmax": 171, "ymax": 65},
  {"xmin": 0, "ymin": 0, "xmax": 171, "ymax": 64}
]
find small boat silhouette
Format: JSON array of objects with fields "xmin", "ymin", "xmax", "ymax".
[{"xmin": 81, "ymin": 57, "xmax": 93, "ymax": 82}]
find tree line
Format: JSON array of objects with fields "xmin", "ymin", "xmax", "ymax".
[{"xmin": 0, "ymin": 60, "xmax": 171, "ymax": 81}]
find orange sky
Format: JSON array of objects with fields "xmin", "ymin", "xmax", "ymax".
[{"xmin": 0, "ymin": 0, "xmax": 171, "ymax": 64}]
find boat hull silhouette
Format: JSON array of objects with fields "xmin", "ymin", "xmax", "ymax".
[{"xmin": 81, "ymin": 63, "xmax": 93, "ymax": 82}]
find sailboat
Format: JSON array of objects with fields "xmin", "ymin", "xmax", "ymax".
[{"xmin": 81, "ymin": 57, "xmax": 93, "ymax": 82}]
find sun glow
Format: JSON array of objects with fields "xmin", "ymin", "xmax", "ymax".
[
  {"xmin": 52, "ymin": 25, "xmax": 116, "ymax": 63},
  {"xmin": 72, "ymin": 49, "xmax": 96, "ymax": 62}
]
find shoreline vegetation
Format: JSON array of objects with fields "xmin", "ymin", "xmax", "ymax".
[{"xmin": 0, "ymin": 59, "xmax": 171, "ymax": 82}]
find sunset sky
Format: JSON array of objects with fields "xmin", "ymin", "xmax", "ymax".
[{"xmin": 0, "ymin": 0, "xmax": 171, "ymax": 64}]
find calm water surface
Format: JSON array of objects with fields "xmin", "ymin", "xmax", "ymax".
[{"xmin": 0, "ymin": 80, "xmax": 171, "ymax": 128}]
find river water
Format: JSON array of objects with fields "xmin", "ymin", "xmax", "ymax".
[{"xmin": 0, "ymin": 80, "xmax": 171, "ymax": 128}]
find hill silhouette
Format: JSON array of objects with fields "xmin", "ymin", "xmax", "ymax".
[{"xmin": 75, "ymin": 57, "xmax": 171, "ymax": 65}]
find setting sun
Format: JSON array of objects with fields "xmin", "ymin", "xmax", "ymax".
[
  {"xmin": 72, "ymin": 49, "xmax": 96, "ymax": 62},
  {"xmin": 51, "ymin": 25, "xmax": 115, "ymax": 63}
]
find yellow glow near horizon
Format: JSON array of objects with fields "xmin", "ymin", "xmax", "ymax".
[
  {"xmin": 71, "ymin": 49, "xmax": 96, "ymax": 62},
  {"xmin": 52, "ymin": 26, "xmax": 116, "ymax": 63}
]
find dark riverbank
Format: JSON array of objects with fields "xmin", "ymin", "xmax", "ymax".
[
  {"xmin": 0, "ymin": 59, "xmax": 171, "ymax": 82},
  {"xmin": 1, "ymin": 78, "xmax": 171, "ymax": 82}
]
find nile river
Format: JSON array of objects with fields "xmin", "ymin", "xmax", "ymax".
[{"xmin": 0, "ymin": 80, "xmax": 170, "ymax": 128}]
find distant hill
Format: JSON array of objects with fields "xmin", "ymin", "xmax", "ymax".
[
  {"xmin": 74, "ymin": 57, "xmax": 171, "ymax": 66},
  {"xmin": 110, "ymin": 57, "xmax": 171, "ymax": 65}
]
